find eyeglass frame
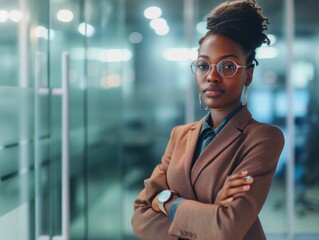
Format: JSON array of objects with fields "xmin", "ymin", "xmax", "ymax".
[{"xmin": 190, "ymin": 59, "xmax": 251, "ymax": 78}]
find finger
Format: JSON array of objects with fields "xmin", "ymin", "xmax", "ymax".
[
  {"xmin": 227, "ymin": 170, "xmax": 248, "ymax": 181},
  {"xmin": 222, "ymin": 185, "xmax": 251, "ymax": 199},
  {"xmin": 226, "ymin": 176, "xmax": 253, "ymax": 188},
  {"xmin": 228, "ymin": 171, "xmax": 248, "ymax": 179},
  {"xmin": 218, "ymin": 197, "xmax": 234, "ymax": 206}
]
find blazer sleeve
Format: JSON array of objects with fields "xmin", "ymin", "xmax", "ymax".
[
  {"xmin": 168, "ymin": 125, "xmax": 284, "ymax": 240},
  {"xmin": 131, "ymin": 127, "xmax": 179, "ymax": 240}
]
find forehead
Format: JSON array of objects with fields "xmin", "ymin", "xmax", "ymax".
[{"xmin": 198, "ymin": 34, "xmax": 247, "ymax": 60}]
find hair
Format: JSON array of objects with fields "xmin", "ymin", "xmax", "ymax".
[{"xmin": 199, "ymin": 0, "xmax": 270, "ymax": 66}]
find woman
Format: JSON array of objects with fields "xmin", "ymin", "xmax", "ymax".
[{"xmin": 131, "ymin": 1, "xmax": 284, "ymax": 239}]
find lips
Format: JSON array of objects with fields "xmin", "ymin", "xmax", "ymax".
[{"xmin": 203, "ymin": 85, "xmax": 225, "ymax": 97}]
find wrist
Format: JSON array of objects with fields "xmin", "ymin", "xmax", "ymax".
[
  {"xmin": 152, "ymin": 194, "xmax": 161, "ymax": 212},
  {"xmin": 157, "ymin": 190, "xmax": 179, "ymax": 216},
  {"xmin": 164, "ymin": 195, "xmax": 180, "ymax": 215}
]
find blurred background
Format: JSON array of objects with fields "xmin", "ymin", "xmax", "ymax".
[{"xmin": 0, "ymin": 0, "xmax": 318, "ymax": 239}]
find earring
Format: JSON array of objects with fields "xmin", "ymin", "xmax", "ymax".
[
  {"xmin": 199, "ymin": 94, "xmax": 208, "ymax": 111},
  {"xmin": 243, "ymin": 85, "xmax": 249, "ymax": 106}
]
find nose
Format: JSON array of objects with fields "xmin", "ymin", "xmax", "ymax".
[{"xmin": 206, "ymin": 64, "xmax": 221, "ymax": 82}]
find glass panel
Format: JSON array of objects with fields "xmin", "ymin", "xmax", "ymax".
[
  {"xmin": 49, "ymin": 0, "xmax": 86, "ymax": 238},
  {"xmin": 0, "ymin": 205, "xmax": 32, "ymax": 239},
  {"xmin": 30, "ymin": 0, "xmax": 51, "ymax": 238},
  {"xmin": 123, "ymin": 0, "xmax": 187, "ymax": 238},
  {"xmin": 0, "ymin": 0, "xmax": 25, "ymax": 87},
  {"xmin": 252, "ymin": 1, "xmax": 288, "ymax": 238},
  {"xmin": 86, "ymin": 0, "xmax": 124, "ymax": 239},
  {"xmin": 294, "ymin": 0, "xmax": 319, "ymax": 237},
  {"xmin": 0, "ymin": 0, "xmax": 47, "ymax": 237}
]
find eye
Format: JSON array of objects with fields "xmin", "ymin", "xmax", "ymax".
[
  {"xmin": 197, "ymin": 61, "xmax": 210, "ymax": 71},
  {"xmin": 221, "ymin": 61, "xmax": 236, "ymax": 70}
]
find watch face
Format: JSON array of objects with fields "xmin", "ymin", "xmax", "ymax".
[{"xmin": 158, "ymin": 190, "xmax": 171, "ymax": 203}]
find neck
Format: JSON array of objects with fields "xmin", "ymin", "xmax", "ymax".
[{"xmin": 210, "ymin": 102, "xmax": 242, "ymax": 128}]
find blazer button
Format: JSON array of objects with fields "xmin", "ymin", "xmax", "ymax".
[
  {"xmin": 182, "ymin": 230, "xmax": 188, "ymax": 237},
  {"xmin": 187, "ymin": 231, "xmax": 193, "ymax": 238}
]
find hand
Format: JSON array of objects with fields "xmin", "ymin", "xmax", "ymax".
[
  {"xmin": 151, "ymin": 194, "xmax": 161, "ymax": 212},
  {"xmin": 215, "ymin": 170, "xmax": 253, "ymax": 206}
]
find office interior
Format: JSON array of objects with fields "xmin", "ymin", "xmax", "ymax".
[{"xmin": 0, "ymin": 0, "xmax": 318, "ymax": 239}]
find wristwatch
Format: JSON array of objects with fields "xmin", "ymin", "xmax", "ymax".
[{"xmin": 158, "ymin": 190, "xmax": 177, "ymax": 216}]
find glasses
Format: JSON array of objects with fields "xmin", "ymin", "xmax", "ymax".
[{"xmin": 190, "ymin": 59, "xmax": 249, "ymax": 78}]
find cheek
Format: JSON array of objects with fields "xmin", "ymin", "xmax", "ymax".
[
  {"xmin": 229, "ymin": 84, "xmax": 244, "ymax": 95},
  {"xmin": 234, "ymin": 73, "xmax": 247, "ymax": 89},
  {"xmin": 225, "ymin": 78, "xmax": 245, "ymax": 95}
]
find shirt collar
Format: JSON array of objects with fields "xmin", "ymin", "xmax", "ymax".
[{"xmin": 200, "ymin": 104, "xmax": 244, "ymax": 135}]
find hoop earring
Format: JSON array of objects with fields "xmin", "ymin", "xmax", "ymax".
[
  {"xmin": 199, "ymin": 94, "xmax": 208, "ymax": 111},
  {"xmin": 243, "ymin": 85, "xmax": 249, "ymax": 106}
]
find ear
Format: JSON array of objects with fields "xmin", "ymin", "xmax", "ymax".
[{"xmin": 244, "ymin": 67, "xmax": 253, "ymax": 86}]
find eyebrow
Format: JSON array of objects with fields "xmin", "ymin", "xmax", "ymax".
[{"xmin": 197, "ymin": 54, "xmax": 240, "ymax": 60}]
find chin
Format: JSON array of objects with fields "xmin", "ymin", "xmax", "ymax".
[
  {"xmin": 206, "ymin": 101, "xmax": 237, "ymax": 110},
  {"xmin": 205, "ymin": 100, "xmax": 223, "ymax": 109}
]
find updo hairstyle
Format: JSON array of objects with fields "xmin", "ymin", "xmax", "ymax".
[{"xmin": 200, "ymin": 0, "xmax": 270, "ymax": 66}]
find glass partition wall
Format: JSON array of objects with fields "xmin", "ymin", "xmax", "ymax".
[
  {"xmin": 0, "ymin": 0, "xmax": 125, "ymax": 239},
  {"xmin": 0, "ymin": 0, "xmax": 318, "ymax": 239},
  {"xmin": 293, "ymin": 0, "xmax": 319, "ymax": 237}
]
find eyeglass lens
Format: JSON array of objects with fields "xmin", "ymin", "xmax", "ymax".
[{"xmin": 192, "ymin": 60, "xmax": 239, "ymax": 78}]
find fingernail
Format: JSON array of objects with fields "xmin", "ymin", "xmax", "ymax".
[
  {"xmin": 241, "ymin": 171, "xmax": 248, "ymax": 175},
  {"xmin": 244, "ymin": 176, "xmax": 253, "ymax": 182},
  {"xmin": 243, "ymin": 185, "xmax": 250, "ymax": 190}
]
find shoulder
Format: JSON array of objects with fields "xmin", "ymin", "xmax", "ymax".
[
  {"xmin": 173, "ymin": 121, "xmax": 199, "ymax": 134},
  {"xmin": 170, "ymin": 120, "xmax": 201, "ymax": 139},
  {"xmin": 174, "ymin": 121, "xmax": 198, "ymax": 131},
  {"xmin": 246, "ymin": 118, "xmax": 285, "ymax": 145}
]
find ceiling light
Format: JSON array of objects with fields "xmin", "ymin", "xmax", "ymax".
[
  {"xmin": 256, "ymin": 46, "xmax": 278, "ymax": 59},
  {"xmin": 129, "ymin": 32, "xmax": 143, "ymax": 44},
  {"xmin": 9, "ymin": 10, "xmax": 22, "ymax": 22},
  {"xmin": 155, "ymin": 25, "xmax": 169, "ymax": 36},
  {"xmin": 99, "ymin": 49, "xmax": 132, "ymax": 62},
  {"xmin": 57, "ymin": 9, "xmax": 74, "ymax": 23},
  {"xmin": 163, "ymin": 48, "xmax": 198, "ymax": 61},
  {"xmin": 196, "ymin": 21, "xmax": 207, "ymax": 35},
  {"xmin": 149, "ymin": 18, "xmax": 169, "ymax": 36},
  {"xmin": 0, "ymin": 10, "xmax": 9, "ymax": 22},
  {"xmin": 34, "ymin": 26, "xmax": 55, "ymax": 40},
  {"xmin": 144, "ymin": 6, "xmax": 162, "ymax": 19},
  {"xmin": 150, "ymin": 18, "xmax": 167, "ymax": 30},
  {"xmin": 34, "ymin": 26, "xmax": 47, "ymax": 38},
  {"xmin": 78, "ymin": 22, "xmax": 95, "ymax": 37},
  {"xmin": 262, "ymin": 34, "xmax": 277, "ymax": 46},
  {"xmin": 267, "ymin": 34, "xmax": 277, "ymax": 46},
  {"xmin": 101, "ymin": 74, "xmax": 122, "ymax": 89}
]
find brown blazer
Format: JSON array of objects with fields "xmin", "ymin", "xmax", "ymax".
[{"xmin": 132, "ymin": 106, "xmax": 284, "ymax": 240}]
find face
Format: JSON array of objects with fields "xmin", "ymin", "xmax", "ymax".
[{"xmin": 196, "ymin": 34, "xmax": 253, "ymax": 111}]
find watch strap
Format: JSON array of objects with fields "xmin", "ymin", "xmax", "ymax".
[
  {"xmin": 158, "ymin": 190, "xmax": 177, "ymax": 216},
  {"xmin": 158, "ymin": 199, "xmax": 168, "ymax": 215}
]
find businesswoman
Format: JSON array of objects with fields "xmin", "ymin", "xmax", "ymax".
[{"xmin": 132, "ymin": 1, "xmax": 284, "ymax": 239}]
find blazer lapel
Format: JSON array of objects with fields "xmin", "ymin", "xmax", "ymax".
[
  {"xmin": 183, "ymin": 119, "xmax": 203, "ymax": 200},
  {"xmin": 191, "ymin": 107, "xmax": 252, "ymax": 185}
]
